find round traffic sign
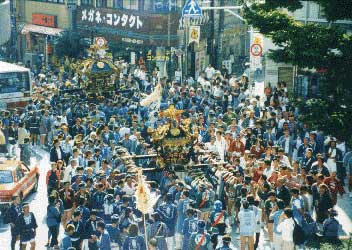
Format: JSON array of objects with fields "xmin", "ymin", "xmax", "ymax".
[
  {"xmin": 95, "ymin": 37, "xmax": 107, "ymax": 47},
  {"xmin": 250, "ymin": 43, "xmax": 263, "ymax": 56}
]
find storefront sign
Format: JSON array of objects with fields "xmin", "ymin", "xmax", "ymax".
[
  {"xmin": 32, "ymin": 13, "xmax": 57, "ymax": 28},
  {"xmin": 188, "ymin": 25, "xmax": 200, "ymax": 45},
  {"xmin": 80, "ymin": 8, "xmax": 143, "ymax": 29},
  {"xmin": 76, "ymin": 7, "xmax": 180, "ymax": 46},
  {"xmin": 146, "ymin": 50, "xmax": 171, "ymax": 61},
  {"xmin": 178, "ymin": 13, "xmax": 209, "ymax": 30},
  {"xmin": 121, "ymin": 37, "xmax": 143, "ymax": 45}
]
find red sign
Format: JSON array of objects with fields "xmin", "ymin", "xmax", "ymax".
[
  {"xmin": 32, "ymin": 13, "xmax": 57, "ymax": 28},
  {"xmin": 250, "ymin": 43, "xmax": 263, "ymax": 57}
]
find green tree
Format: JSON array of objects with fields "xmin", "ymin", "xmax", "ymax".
[
  {"xmin": 54, "ymin": 31, "xmax": 82, "ymax": 59},
  {"xmin": 242, "ymin": 0, "xmax": 352, "ymax": 146}
]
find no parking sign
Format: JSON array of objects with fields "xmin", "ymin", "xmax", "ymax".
[
  {"xmin": 250, "ymin": 43, "xmax": 263, "ymax": 56},
  {"xmin": 250, "ymin": 33, "xmax": 264, "ymax": 70}
]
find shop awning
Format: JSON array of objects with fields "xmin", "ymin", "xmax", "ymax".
[{"xmin": 21, "ymin": 24, "xmax": 63, "ymax": 36}]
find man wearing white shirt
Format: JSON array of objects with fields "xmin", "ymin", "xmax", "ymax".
[
  {"xmin": 277, "ymin": 208, "xmax": 295, "ymax": 250},
  {"xmin": 18, "ymin": 122, "xmax": 30, "ymax": 146},
  {"xmin": 63, "ymin": 159, "xmax": 77, "ymax": 183},
  {"xmin": 205, "ymin": 64, "xmax": 215, "ymax": 80},
  {"xmin": 61, "ymin": 135, "xmax": 73, "ymax": 164},
  {"xmin": 229, "ymin": 74, "xmax": 237, "ymax": 87},
  {"xmin": 139, "ymin": 69, "xmax": 146, "ymax": 81},
  {"xmin": 175, "ymin": 68, "xmax": 182, "ymax": 83},
  {"xmin": 205, "ymin": 136, "xmax": 217, "ymax": 154},
  {"xmin": 197, "ymin": 74, "xmax": 205, "ymax": 83},
  {"xmin": 202, "ymin": 80, "xmax": 211, "ymax": 90},
  {"xmin": 119, "ymin": 125, "xmax": 131, "ymax": 138},
  {"xmin": 133, "ymin": 67, "xmax": 140, "ymax": 77},
  {"xmin": 215, "ymin": 130, "xmax": 226, "ymax": 161},
  {"xmin": 263, "ymin": 160, "xmax": 273, "ymax": 177},
  {"xmin": 278, "ymin": 149, "xmax": 292, "ymax": 169},
  {"xmin": 122, "ymin": 175, "xmax": 136, "ymax": 196},
  {"xmin": 61, "ymin": 111, "xmax": 68, "ymax": 126}
]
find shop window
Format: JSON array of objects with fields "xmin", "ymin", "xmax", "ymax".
[
  {"xmin": 81, "ymin": 0, "xmax": 94, "ymax": 6},
  {"xmin": 96, "ymin": 0, "xmax": 107, "ymax": 7}
]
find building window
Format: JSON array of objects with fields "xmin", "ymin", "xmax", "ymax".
[
  {"xmin": 318, "ymin": 4, "xmax": 326, "ymax": 19},
  {"xmin": 153, "ymin": 0, "xmax": 177, "ymax": 12},
  {"xmin": 123, "ymin": 0, "xmax": 138, "ymax": 10},
  {"xmin": 81, "ymin": 0, "xmax": 93, "ymax": 6},
  {"xmin": 96, "ymin": 0, "xmax": 107, "ymax": 7},
  {"xmin": 33, "ymin": 0, "xmax": 65, "ymax": 3},
  {"xmin": 113, "ymin": 0, "xmax": 122, "ymax": 8}
]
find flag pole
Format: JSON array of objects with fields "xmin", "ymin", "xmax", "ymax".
[
  {"xmin": 144, "ymin": 213, "xmax": 149, "ymax": 250},
  {"xmin": 136, "ymin": 168, "xmax": 151, "ymax": 250}
]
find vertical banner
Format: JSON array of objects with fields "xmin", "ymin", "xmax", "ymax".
[
  {"xmin": 250, "ymin": 33, "xmax": 263, "ymax": 70},
  {"xmin": 195, "ymin": 50, "xmax": 205, "ymax": 78},
  {"xmin": 130, "ymin": 51, "xmax": 136, "ymax": 65},
  {"xmin": 155, "ymin": 47, "xmax": 166, "ymax": 79},
  {"xmin": 188, "ymin": 25, "xmax": 200, "ymax": 45}
]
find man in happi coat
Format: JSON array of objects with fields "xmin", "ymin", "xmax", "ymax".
[
  {"xmin": 182, "ymin": 208, "xmax": 198, "ymax": 250},
  {"xmin": 147, "ymin": 211, "xmax": 168, "ymax": 250},
  {"xmin": 158, "ymin": 193, "xmax": 177, "ymax": 249},
  {"xmin": 188, "ymin": 220, "xmax": 211, "ymax": 250},
  {"xmin": 176, "ymin": 190, "xmax": 192, "ymax": 249},
  {"xmin": 208, "ymin": 200, "xmax": 228, "ymax": 249},
  {"xmin": 16, "ymin": 203, "xmax": 38, "ymax": 250}
]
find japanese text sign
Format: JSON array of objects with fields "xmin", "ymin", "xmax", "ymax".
[
  {"xmin": 76, "ymin": 7, "xmax": 180, "ymax": 45},
  {"xmin": 80, "ymin": 8, "xmax": 143, "ymax": 29},
  {"xmin": 32, "ymin": 13, "xmax": 57, "ymax": 28}
]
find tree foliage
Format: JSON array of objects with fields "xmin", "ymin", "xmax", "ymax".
[
  {"xmin": 313, "ymin": 0, "xmax": 352, "ymax": 21},
  {"xmin": 243, "ymin": 1, "xmax": 352, "ymax": 145},
  {"xmin": 54, "ymin": 31, "xmax": 82, "ymax": 59}
]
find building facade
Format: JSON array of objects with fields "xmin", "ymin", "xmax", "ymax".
[
  {"xmin": 14, "ymin": 0, "xmax": 248, "ymax": 78},
  {"xmin": 16, "ymin": 0, "xmax": 69, "ymax": 67},
  {"xmin": 0, "ymin": 0, "xmax": 11, "ymax": 59}
]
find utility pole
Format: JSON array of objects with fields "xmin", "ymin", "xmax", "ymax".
[
  {"xmin": 202, "ymin": 4, "xmax": 245, "ymax": 67},
  {"xmin": 67, "ymin": 0, "xmax": 77, "ymax": 31},
  {"xmin": 216, "ymin": 0, "xmax": 224, "ymax": 68},
  {"xmin": 209, "ymin": 0, "xmax": 215, "ymax": 66},
  {"xmin": 45, "ymin": 35, "xmax": 48, "ymax": 69},
  {"xmin": 9, "ymin": 0, "xmax": 17, "ymax": 62}
]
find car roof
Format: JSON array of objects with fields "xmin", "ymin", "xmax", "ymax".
[{"xmin": 0, "ymin": 159, "xmax": 20, "ymax": 170}]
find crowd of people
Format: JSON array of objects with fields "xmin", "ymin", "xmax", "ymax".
[{"xmin": 0, "ymin": 60, "xmax": 351, "ymax": 250}]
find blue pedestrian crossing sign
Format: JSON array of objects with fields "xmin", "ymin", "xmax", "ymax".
[{"xmin": 182, "ymin": 0, "xmax": 203, "ymax": 17}]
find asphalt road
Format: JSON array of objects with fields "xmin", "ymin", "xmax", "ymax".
[
  {"xmin": 0, "ymin": 147, "xmax": 351, "ymax": 250},
  {"xmin": 0, "ymin": 147, "xmax": 53, "ymax": 250}
]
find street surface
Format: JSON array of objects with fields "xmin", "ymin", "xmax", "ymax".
[{"xmin": 0, "ymin": 147, "xmax": 351, "ymax": 250}]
